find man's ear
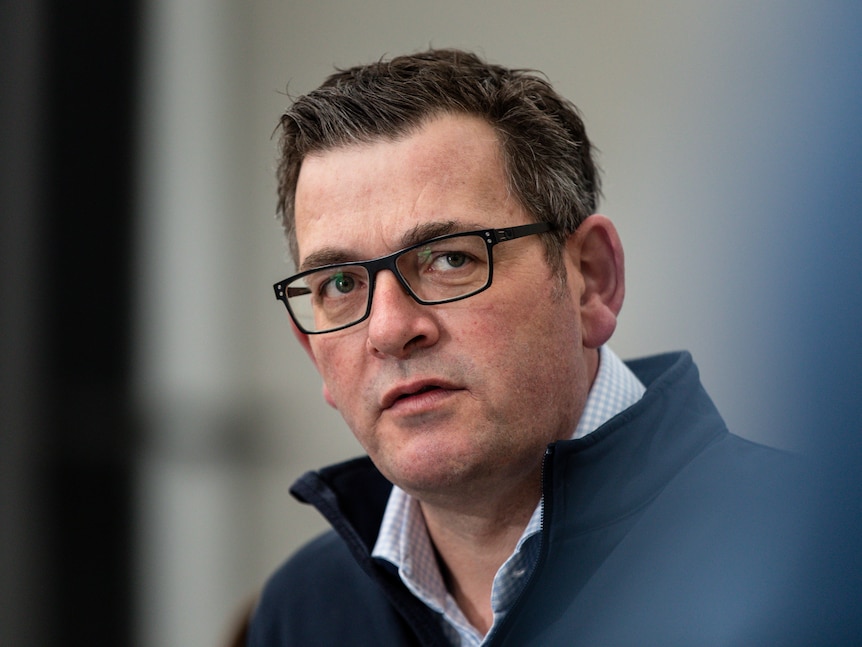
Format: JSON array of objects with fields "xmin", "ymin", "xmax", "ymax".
[
  {"xmin": 290, "ymin": 321, "xmax": 338, "ymax": 409},
  {"xmin": 565, "ymin": 214, "xmax": 625, "ymax": 349}
]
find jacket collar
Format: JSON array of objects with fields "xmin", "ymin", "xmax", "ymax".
[{"xmin": 543, "ymin": 351, "xmax": 728, "ymax": 537}]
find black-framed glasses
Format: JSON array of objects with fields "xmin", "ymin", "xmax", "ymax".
[{"xmin": 273, "ymin": 222, "xmax": 553, "ymax": 334}]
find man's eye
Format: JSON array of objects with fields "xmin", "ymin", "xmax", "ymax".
[
  {"xmin": 419, "ymin": 248, "xmax": 472, "ymax": 271},
  {"xmin": 321, "ymin": 271, "xmax": 357, "ymax": 297},
  {"xmin": 440, "ymin": 252, "xmax": 468, "ymax": 269}
]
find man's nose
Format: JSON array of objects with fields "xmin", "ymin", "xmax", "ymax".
[{"xmin": 365, "ymin": 270, "xmax": 440, "ymax": 359}]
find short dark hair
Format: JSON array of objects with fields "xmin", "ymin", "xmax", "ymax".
[{"xmin": 275, "ymin": 48, "xmax": 601, "ymax": 269}]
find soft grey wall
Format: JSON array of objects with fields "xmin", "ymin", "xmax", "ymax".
[{"xmin": 133, "ymin": 2, "xmax": 861, "ymax": 645}]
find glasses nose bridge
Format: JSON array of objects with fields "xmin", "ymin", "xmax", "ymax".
[{"xmin": 365, "ymin": 249, "xmax": 419, "ymax": 305}]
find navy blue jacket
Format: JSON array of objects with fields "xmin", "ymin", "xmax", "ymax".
[{"xmin": 248, "ymin": 352, "xmax": 822, "ymax": 646}]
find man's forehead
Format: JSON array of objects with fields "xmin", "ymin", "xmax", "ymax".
[{"xmin": 291, "ymin": 114, "xmax": 525, "ymax": 271}]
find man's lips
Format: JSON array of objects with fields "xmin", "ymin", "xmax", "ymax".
[{"xmin": 380, "ymin": 379, "xmax": 463, "ymax": 410}]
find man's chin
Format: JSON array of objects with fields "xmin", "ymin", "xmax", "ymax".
[{"xmin": 377, "ymin": 452, "xmax": 475, "ymax": 499}]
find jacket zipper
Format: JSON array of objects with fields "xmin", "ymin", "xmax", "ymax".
[{"xmin": 485, "ymin": 442, "xmax": 557, "ymax": 646}]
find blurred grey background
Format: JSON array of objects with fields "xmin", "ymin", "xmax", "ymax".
[{"xmin": 3, "ymin": 1, "xmax": 860, "ymax": 645}]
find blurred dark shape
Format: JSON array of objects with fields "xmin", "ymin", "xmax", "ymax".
[{"xmin": 1, "ymin": 0, "xmax": 140, "ymax": 645}]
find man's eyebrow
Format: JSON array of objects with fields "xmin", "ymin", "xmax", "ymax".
[
  {"xmin": 299, "ymin": 248, "xmax": 356, "ymax": 272},
  {"xmin": 299, "ymin": 220, "xmax": 482, "ymax": 271}
]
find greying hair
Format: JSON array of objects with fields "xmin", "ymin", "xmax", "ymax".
[{"xmin": 275, "ymin": 48, "xmax": 601, "ymax": 270}]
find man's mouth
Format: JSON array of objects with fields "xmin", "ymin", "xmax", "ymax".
[
  {"xmin": 398, "ymin": 385, "xmax": 441, "ymax": 400},
  {"xmin": 381, "ymin": 381, "xmax": 458, "ymax": 410}
]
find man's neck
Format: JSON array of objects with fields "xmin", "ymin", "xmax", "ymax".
[{"xmin": 419, "ymin": 486, "xmax": 541, "ymax": 635}]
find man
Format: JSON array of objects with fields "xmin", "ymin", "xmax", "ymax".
[{"xmin": 249, "ymin": 49, "xmax": 816, "ymax": 646}]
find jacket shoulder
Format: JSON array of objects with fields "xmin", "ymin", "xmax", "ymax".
[{"xmin": 247, "ymin": 531, "xmax": 414, "ymax": 646}]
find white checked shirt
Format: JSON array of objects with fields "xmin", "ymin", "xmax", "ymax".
[{"xmin": 371, "ymin": 345, "xmax": 646, "ymax": 646}]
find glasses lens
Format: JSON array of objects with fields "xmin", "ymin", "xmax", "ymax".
[
  {"xmin": 286, "ymin": 265, "xmax": 371, "ymax": 333},
  {"xmin": 396, "ymin": 234, "xmax": 491, "ymax": 302}
]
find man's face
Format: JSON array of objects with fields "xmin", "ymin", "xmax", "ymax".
[{"xmin": 292, "ymin": 114, "xmax": 593, "ymax": 505}]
